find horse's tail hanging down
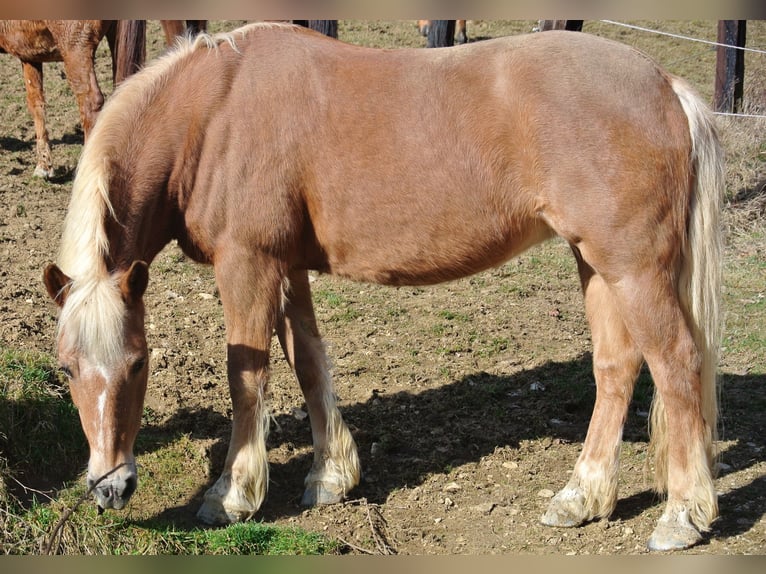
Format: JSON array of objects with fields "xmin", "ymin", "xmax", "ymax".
[
  {"xmin": 649, "ymin": 77, "xmax": 724, "ymax": 522},
  {"xmin": 112, "ymin": 20, "xmax": 146, "ymax": 84}
]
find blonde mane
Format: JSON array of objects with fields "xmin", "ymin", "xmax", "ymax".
[{"xmin": 55, "ymin": 22, "xmax": 294, "ymax": 364}]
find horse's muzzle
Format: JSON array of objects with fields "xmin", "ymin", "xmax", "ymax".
[{"xmin": 87, "ymin": 466, "xmax": 138, "ymax": 511}]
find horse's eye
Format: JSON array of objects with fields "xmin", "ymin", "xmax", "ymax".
[
  {"xmin": 130, "ymin": 357, "xmax": 147, "ymax": 376},
  {"xmin": 60, "ymin": 365, "xmax": 73, "ymax": 380}
]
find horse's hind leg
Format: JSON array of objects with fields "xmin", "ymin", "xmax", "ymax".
[
  {"xmin": 276, "ymin": 270, "xmax": 361, "ymax": 505},
  {"xmin": 59, "ymin": 48, "xmax": 104, "ymax": 137},
  {"xmin": 560, "ymin": 262, "xmax": 715, "ymax": 550},
  {"xmin": 617, "ymin": 273, "xmax": 717, "ymax": 550},
  {"xmin": 21, "ymin": 61, "xmax": 54, "ymax": 179},
  {"xmin": 542, "ymin": 258, "xmax": 643, "ymax": 527}
]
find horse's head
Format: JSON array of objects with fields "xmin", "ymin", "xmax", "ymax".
[{"xmin": 43, "ymin": 261, "xmax": 149, "ymax": 511}]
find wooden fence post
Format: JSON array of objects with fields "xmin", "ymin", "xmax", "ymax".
[
  {"xmin": 537, "ymin": 20, "xmax": 583, "ymax": 32},
  {"xmin": 715, "ymin": 20, "xmax": 746, "ymax": 113}
]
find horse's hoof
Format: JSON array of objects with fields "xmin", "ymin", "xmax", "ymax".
[
  {"xmin": 196, "ymin": 498, "xmax": 253, "ymax": 525},
  {"xmin": 540, "ymin": 487, "xmax": 589, "ymax": 527},
  {"xmin": 196, "ymin": 482, "xmax": 256, "ymax": 525},
  {"xmin": 301, "ymin": 481, "xmax": 345, "ymax": 506},
  {"xmin": 33, "ymin": 166, "xmax": 54, "ymax": 179},
  {"xmin": 647, "ymin": 523, "xmax": 701, "ymax": 551},
  {"xmin": 647, "ymin": 507, "xmax": 702, "ymax": 551}
]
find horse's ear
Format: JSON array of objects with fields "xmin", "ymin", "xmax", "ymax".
[
  {"xmin": 43, "ymin": 264, "xmax": 72, "ymax": 308},
  {"xmin": 120, "ymin": 261, "xmax": 149, "ymax": 303}
]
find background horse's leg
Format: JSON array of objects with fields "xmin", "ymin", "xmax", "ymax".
[
  {"xmin": 160, "ymin": 20, "xmax": 206, "ymax": 47},
  {"xmin": 185, "ymin": 21, "xmax": 207, "ymax": 36},
  {"xmin": 160, "ymin": 20, "xmax": 185, "ymax": 45},
  {"xmin": 58, "ymin": 47, "xmax": 104, "ymax": 138},
  {"xmin": 276, "ymin": 270, "xmax": 361, "ymax": 506},
  {"xmin": 21, "ymin": 61, "xmax": 54, "ymax": 178},
  {"xmin": 455, "ymin": 20, "xmax": 468, "ymax": 44},
  {"xmin": 542, "ymin": 258, "xmax": 643, "ymax": 527},
  {"xmin": 196, "ymin": 252, "xmax": 284, "ymax": 525}
]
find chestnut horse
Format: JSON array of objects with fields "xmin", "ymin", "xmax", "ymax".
[
  {"xmin": 43, "ymin": 24, "xmax": 723, "ymax": 551},
  {"xmin": 0, "ymin": 20, "xmax": 146, "ymax": 178}
]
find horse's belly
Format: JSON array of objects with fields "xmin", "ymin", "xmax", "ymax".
[{"xmin": 320, "ymin": 212, "xmax": 553, "ymax": 286}]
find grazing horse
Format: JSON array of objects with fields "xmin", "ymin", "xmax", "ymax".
[
  {"xmin": 43, "ymin": 24, "xmax": 723, "ymax": 551},
  {"xmin": 0, "ymin": 20, "xmax": 146, "ymax": 178}
]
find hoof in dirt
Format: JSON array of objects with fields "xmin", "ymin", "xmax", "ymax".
[
  {"xmin": 33, "ymin": 166, "xmax": 54, "ymax": 179},
  {"xmin": 301, "ymin": 481, "xmax": 345, "ymax": 506},
  {"xmin": 196, "ymin": 499, "xmax": 253, "ymax": 525},
  {"xmin": 196, "ymin": 486, "xmax": 256, "ymax": 525},
  {"xmin": 540, "ymin": 487, "xmax": 589, "ymax": 528},
  {"xmin": 648, "ymin": 518, "xmax": 702, "ymax": 551}
]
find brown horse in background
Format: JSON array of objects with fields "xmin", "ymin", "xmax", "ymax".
[
  {"xmin": 418, "ymin": 19, "xmax": 468, "ymax": 44},
  {"xmin": 0, "ymin": 21, "xmax": 145, "ymax": 178},
  {"xmin": 159, "ymin": 20, "xmax": 207, "ymax": 45},
  {"xmin": 43, "ymin": 24, "xmax": 724, "ymax": 551},
  {"xmin": 0, "ymin": 20, "xmax": 203, "ymax": 179}
]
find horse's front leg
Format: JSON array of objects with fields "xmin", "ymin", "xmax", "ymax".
[
  {"xmin": 276, "ymin": 270, "xmax": 361, "ymax": 505},
  {"xmin": 196, "ymin": 253, "xmax": 284, "ymax": 525}
]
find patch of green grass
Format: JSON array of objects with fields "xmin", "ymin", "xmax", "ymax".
[
  {"xmin": 438, "ymin": 310, "xmax": 470, "ymax": 322},
  {"xmin": 3, "ymin": 495, "xmax": 336, "ymax": 554},
  {"xmin": 314, "ymin": 288, "xmax": 361, "ymax": 323},
  {"xmin": 201, "ymin": 521, "xmax": 335, "ymax": 555},
  {"xmin": 0, "ymin": 348, "xmax": 86, "ymax": 478}
]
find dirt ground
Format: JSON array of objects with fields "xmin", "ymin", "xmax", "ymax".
[{"xmin": 0, "ymin": 21, "xmax": 763, "ymax": 555}]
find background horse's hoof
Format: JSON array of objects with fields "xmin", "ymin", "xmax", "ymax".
[
  {"xmin": 540, "ymin": 487, "xmax": 589, "ymax": 527},
  {"xmin": 301, "ymin": 481, "xmax": 345, "ymax": 506},
  {"xmin": 33, "ymin": 165, "xmax": 54, "ymax": 179}
]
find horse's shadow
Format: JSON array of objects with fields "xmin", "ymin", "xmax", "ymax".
[
  {"xmin": 0, "ymin": 136, "xmax": 33, "ymax": 153},
  {"xmin": 133, "ymin": 355, "xmax": 766, "ymax": 543}
]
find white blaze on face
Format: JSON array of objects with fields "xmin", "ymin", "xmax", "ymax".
[
  {"xmin": 96, "ymin": 388, "xmax": 108, "ymax": 451},
  {"xmin": 88, "ymin": 363, "xmax": 115, "ymax": 458}
]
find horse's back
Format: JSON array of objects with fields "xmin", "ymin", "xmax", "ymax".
[{"xmin": 126, "ymin": 26, "xmax": 695, "ymax": 285}]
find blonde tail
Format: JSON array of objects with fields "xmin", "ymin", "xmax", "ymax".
[{"xmin": 649, "ymin": 77, "xmax": 724, "ymax": 530}]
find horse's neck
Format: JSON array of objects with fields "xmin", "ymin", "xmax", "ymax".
[{"xmin": 103, "ymin": 174, "xmax": 176, "ymax": 272}]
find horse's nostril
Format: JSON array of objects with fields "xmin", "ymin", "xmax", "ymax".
[
  {"xmin": 122, "ymin": 474, "xmax": 137, "ymax": 500},
  {"xmin": 97, "ymin": 482, "xmax": 114, "ymax": 499}
]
